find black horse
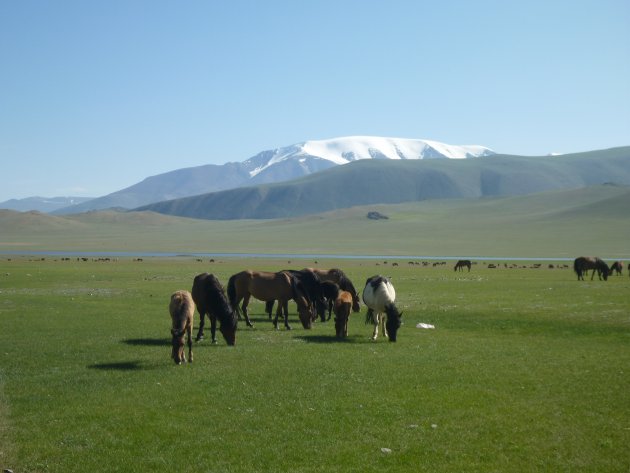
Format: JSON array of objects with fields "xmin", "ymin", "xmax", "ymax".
[
  {"xmin": 454, "ymin": 260, "xmax": 472, "ymax": 272},
  {"xmin": 573, "ymin": 257, "xmax": 610, "ymax": 281},
  {"xmin": 192, "ymin": 273, "xmax": 238, "ymax": 344}
]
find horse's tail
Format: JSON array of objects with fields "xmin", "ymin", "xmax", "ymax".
[
  {"xmin": 573, "ymin": 258, "xmax": 581, "ymax": 276},
  {"xmin": 364, "ymin": 308, "xmax": 376, "ymax": 325},
  {"xmin": 226, "ymin": 274, "xmax": 241, "ymax": 317}
]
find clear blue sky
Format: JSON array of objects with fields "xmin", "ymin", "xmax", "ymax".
[{"xmin": 1, "ymin": 0, "xmax": 628, "ymax": 201}]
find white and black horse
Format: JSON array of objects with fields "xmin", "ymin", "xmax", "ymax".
[{"xmin": 362, "ymin": 275, "xmax": 402, "ymax": 342}]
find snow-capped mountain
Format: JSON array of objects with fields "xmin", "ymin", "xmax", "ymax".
[
  {"xmin": 53, "ymin": 136, "xmax": 495, "ymax": 214},
  {"xmin": 244, "ymin": 136, "xmax": 495, "ymax": 181}
]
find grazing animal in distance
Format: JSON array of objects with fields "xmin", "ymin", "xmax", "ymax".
[
  {"xmin": 454, "ymin": 260, "xmax": 472, "ymax": 272},
  {"xmin": 362, "ymin": 275, "xmax": 403, "ymax": 342},
  {"xmin": 227, "ymin": 270, "xmax": 314, "ymax": 330},
  {"xmin": 169, "ymin": 290, "xmax": 195, "ymax": 364},
  {"xmin": 573, "ymin": 256, "xmax": 610, "ymax": 281},
  {"xmin": 609, "ymin": 261, "xmax": 623, "ymax": 276},
  {"xmin": 191, "ymin": 273, "xmax": 237, "ymax": 345},
  {"xmin": 333, "ymin": 290, "xmax": 353, "ymax": 338}
]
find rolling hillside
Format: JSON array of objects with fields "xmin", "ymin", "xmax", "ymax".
[
  {"xmin": 2, "ymin": 185, "xmax": 629, "ymax": 258},
  {"xmin": 136, "ymin": 147, "xmax": 630, "ymax": 220}
]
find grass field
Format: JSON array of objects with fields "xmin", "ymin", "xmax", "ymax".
[{"xmin": 1, "ymin": 256, "xmax": 629, "ymax": 472}]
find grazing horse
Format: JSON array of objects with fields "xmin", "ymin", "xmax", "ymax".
[
  {"xmin": 573, "ymin": 256, "xmax": 610, "ymax": 281},
  {"xmin": 227, "ymin": 270, "xmax": 314, "ymax": 330},
  {"xmin": 333, "ymin": 290, "xmax": 353, "ymax": 338},
  {"xmin": 320, "ymin": 281, "xmax": 341, "ymax": 320},
  {"xmin": 362, "ymin": 275, "xmax": 403, "ymax": 342},
  {"xmin": 454, "ymin": 260, "xmax": 472, "ymax": 272},
  {"xmin": 169, "ymin": 290, "xmax": 195, "ymax": 364},
  {"xmin": 305, "ymin": 268, "xmax": 361, "ymax": 313},
  {"xmin": 609, "ymin": 261, "xmax": 623, "ymax": 276},
  {"xmin": 264, "ymin": 269, "xmax": 327, "ymax": 322},
  {"xmin": 191, "ymin": 273, "xmax": 238, "ymax": 345}
]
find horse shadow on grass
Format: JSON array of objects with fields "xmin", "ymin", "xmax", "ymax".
[
  {"xmin": 88, "ymin": 360, "xmax": 151, "ymax": 371},
  {"xmin": 294, "ymin": 334, "xmax": 369, "ymax": 344},
  {"xmin": 122, "ymin": 337, "xmax": 170, "ymax": 347}
]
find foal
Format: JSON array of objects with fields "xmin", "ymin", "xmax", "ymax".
[
  {"xmin": 333, "ymin": 290, "xmax": 353, "ymax": 338},
  {"xmin": 169, "ymin": 290, "xmax": 195, "ymax": 364}
]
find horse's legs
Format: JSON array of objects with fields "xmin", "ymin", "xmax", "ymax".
[
  {"xmin": 282, "ymin": 300, "xmax": 291, "ymax": 330},
  {"xmin": 590, "ymin": 269, "xmax": 596, "ymax": 280},
  {"xmin": 186, "ymin": 324, "xmax": 193, "ymax": 363},
  {"xmin": 265, "ymin": 300, "xmax": 274, "ymax": 319},
  {"xmin": 241, "ymin": 294, "xmax": 254, "ymax": 328},
  {"xmin": 382, "ymin": 314, "xmax": 389, "ymax": 340},
  {"xmin": 210, "ymin": 314, "xmax": 217, "ymax": 344},
  {"xmin": 372, "ymin": 313, "xmax": 380, "ymax": 340},
  {"xmin": 196, "ymin": 310, "xmax": 206, "ymax": 341}
]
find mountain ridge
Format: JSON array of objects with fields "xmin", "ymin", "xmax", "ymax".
[
  {"xmin": 51, "ymin": 136, "xmax": 495, "ymax": 214},
  {"xmin": 135, "ymin": 146, "xmax": 630, "ymax": 220}
]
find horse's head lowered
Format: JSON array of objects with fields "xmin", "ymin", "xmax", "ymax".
[
  {"xmin": 219, "ymin": 314, "xmax": 237, "ymax": 346},
  {"xmin": 384, "ymin": 305, "xmax": 403, "ymax": 342},
  {"xmin": 171, "ymin": 328, "xmax": 186, "ymax": 364}
]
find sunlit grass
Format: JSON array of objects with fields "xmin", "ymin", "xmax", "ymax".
[{"xmin": 1, "ymin": 257, "xmax": 629, "ymax": 472}]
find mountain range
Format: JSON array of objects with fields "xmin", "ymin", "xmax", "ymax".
[
  {"xmin": 135, "ymin": 146, "xmax": 630, "ymax": 219},
  {"xmin": 40, "ymin": 136, "xmax": 494, "ymax": 214}
]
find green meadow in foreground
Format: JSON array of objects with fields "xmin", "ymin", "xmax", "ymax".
[{"xmin": 1, "ymin": 257, "xmax": 629, "ymax": 472}]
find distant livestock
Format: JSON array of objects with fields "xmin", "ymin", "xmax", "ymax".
[
  {"xmin": 573, "ymin": 256, "xmax": 610, "ymax": 281},
  {"xmin": 169, "ymin": 290, "xmax": 195, "ymax": 364},
  {"xmin": 454, "ymin": 260, "xmax": 472, "ymax": 272},
  {"xmin": 609, "ymin": 261, "xmax": 623, "ymax": 276}
]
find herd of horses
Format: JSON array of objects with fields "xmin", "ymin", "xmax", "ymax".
[
  {"xmin": 169, "ymin": 257, "xmax": 627, "ymax": 363},
  {"xmin": 169, "ymin": 268, "xmax": 402, "ymax": 364},
  {"xmin": 573, "ymin": 256, "xmax": 627, "ymax": 281}
]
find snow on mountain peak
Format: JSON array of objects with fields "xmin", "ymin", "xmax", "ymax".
[{"xmin": 247, "ymin": 136, "xmax": 495, "ymax": 178}]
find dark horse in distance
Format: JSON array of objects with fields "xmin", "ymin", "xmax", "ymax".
[
  {"xmin": 573, "ymin": 256, "xmax": 610, "ymax": 281},
  {"xmin": 192, "ymin": 273, "xmax": 238, "ymax": 345},
  {"xmin": 454, "ymin": 260, "xmax": 472, "ymax": 272}
]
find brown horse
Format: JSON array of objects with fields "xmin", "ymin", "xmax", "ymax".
[
  {"xmin": 333, "ymin": 290, "xmax": 353, "ymax": 338},
  {"xmin": 454, "ymin": 260, "xmax": 472, "ymax": 272},
  {"xmin": 192, "ymin": 273, "xmax": 238, "ymax": 345},
  {"xmin": 609, "ymin": 261, "xmax": 623, "ymax": 276},
  {"xmin": 573, "ymin": 256, "xmax": 610, "ymax": 281},
  {"xmin": 304, "ymin": 268, "xmax": 361, "ymax": 313},
  {"xmin": 169, "ymin": 290, "xmax": 194, "ymax": 364},
  {"xmin": 227, "ymin": 270, "xmax": 314, "ymax": 330}
]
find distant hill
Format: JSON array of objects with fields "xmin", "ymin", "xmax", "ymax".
[
  {"xmin": 2, "ymin": 185, "xmax": 629, "ymax": 258},
  {"xmin": 136, "ymin": 147, "xmax": 630, "ymax": 220},
  {"xmin": 52, "ymin": 136, "xmax": 494, "ymax": 214},
  {"xmin": 0, "ymin": 196, "xmax": 93, "ymax": 213}
]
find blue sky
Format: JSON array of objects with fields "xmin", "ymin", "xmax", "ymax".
[{"xmin": 1, "ymin": 0, "xmax": 628, "ymax": 201}]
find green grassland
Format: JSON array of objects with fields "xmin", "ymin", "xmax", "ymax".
[
  {"xmin": 1, "ymin": 185, "xmax": 629, "ymax": 258},
  {"xmin": 1, "ymin": 256, "xmax": 629, "ymax": 472}
]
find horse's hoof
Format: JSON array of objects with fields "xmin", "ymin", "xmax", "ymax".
[
  {"xmin": 211, "ymin": 339, "xmax": 217, "ymax": 345},
  {"xmin": 285, "ymin": 325, "xmax": 292, "ymax": 331}
]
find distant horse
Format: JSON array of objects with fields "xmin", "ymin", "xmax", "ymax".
[
  {"xmin": 333, "ymin": 290, "xmax": 354, "ymax": 338},
  {"xmin": 609, "ymin": 261, "xmax": 623, "ymax": 276},
  {"xmin": 362, "ymin": 275, "xmax": 403, "ymax": 342},
  {"xmin": 454, "ymin": 260, "xmax": 472, "ymax": 272},
  {"xmin": 228, "ymin": 270, "xmax": 314, "ymax": 330},
  {"xmin": 191, "ymin": 273, "xmax": 238, "ymax": 345},
  {"xmin": 573, "ymin": 256, "xmax": 610, "ymax": 281},
  {"xmin": 169, "ymin": 290, "xmax": 194, "ymax": 364},
  {"xmin": 305, "ymin": 268, "xmax": 361, "ymax": 314}
]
